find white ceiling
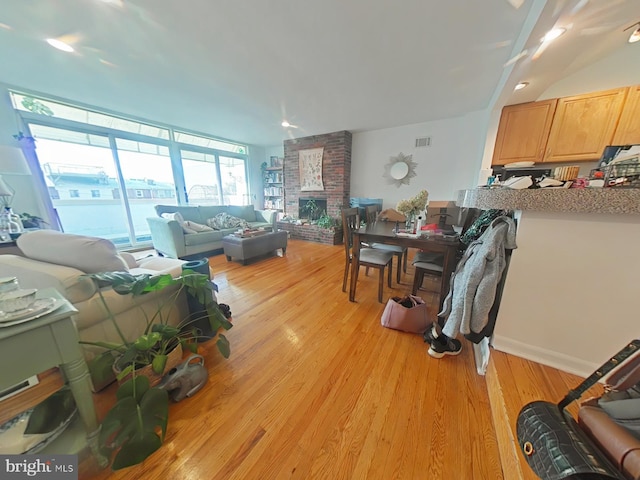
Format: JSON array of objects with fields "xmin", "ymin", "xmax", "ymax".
[{"xmin": 0, "ymin": 0, "xmax": 638, "ymax": 147}]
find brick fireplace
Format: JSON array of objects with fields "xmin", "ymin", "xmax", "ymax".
[{"xmin": 277, "ymin": 130, "xmax": 352, "ymax": 245}]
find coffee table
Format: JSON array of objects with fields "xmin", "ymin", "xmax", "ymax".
[{"xmin": 223, "ymin": 230, "xmax": 288, "ymax": 265}]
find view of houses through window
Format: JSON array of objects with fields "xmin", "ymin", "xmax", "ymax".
[{"xmin": 12, "ymin": 92, "xmax": 249, "ymax": 247}]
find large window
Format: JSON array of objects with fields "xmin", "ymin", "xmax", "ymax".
[
  {"xmin": 12, "ymin": 91, "xmax": 250, "ymax": 247},
  {"xmin": 30, "ymin": 125, "xmax": 130, "ymax": 242},
  {"xmin": 181, "ymin": 150, "xmax": 220, "ymax": 205}
]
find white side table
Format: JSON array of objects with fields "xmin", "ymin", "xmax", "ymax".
[{"xmin": 0, "ymin": 288, "xmax": 106, "ymax": 465}]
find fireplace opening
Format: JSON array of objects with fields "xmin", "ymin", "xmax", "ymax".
[{"xmin": 298, "ymin": 198, "xmax": 327, "ymax": 221}]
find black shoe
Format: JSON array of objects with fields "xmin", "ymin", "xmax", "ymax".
[
  {"xmin": 428, "ymin": 336, "xmax": 462, "ymax": 358},
  {"xmin": 423, "ymin": 323, "xmax": 438, "ymax": 343},
  {"xmin": 219, "ymin": 303, "xmax": 232, "ymax": 319}
]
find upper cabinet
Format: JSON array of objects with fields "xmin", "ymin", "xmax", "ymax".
[
  {"xmin": 544, "ymin": 87, "xmax": 627, "ymax": 163},
  {"xmin": 492, "ymin": 99, "xmax": 557, "ymax": 166},
  {"xmin": 612, "ymin": 84, "xmax": 640, "ymax": 145},
  {"xmin": 492, "ymin": 86, "xmax": 633, "ymax": 166}
]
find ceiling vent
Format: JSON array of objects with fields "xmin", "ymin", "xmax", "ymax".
[{"xmin": 415, "ymin": 137, "xmax": 431, "ymax": 148}]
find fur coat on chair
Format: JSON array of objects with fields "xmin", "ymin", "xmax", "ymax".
[{"xmin": 439, "ymin": 215, "xmax": 517, "ymax": 339}]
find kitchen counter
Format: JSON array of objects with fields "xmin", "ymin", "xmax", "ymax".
[
  {"xmin": 458, "ymin": 187, "xmax": 640, "ymax": 215},
  {"xmin": 455, "ymin": 187, "xmax": 640, "ymax": 378}
]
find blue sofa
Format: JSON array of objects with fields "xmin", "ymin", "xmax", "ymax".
[{"xmin": 147, "ymin": 204, "xmax": 277, "ymax": 258}]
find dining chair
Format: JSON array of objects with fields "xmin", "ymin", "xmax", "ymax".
[
  {"xmin": 410, "ymin": 207, "xmax": 483, "ymax": 296},
  {"xmin": 411, "ymin": 251, "xmax": 445, "ymax": 296},
  {"xmin": 342, "ymin": 207, "xmax": 394, "ymax": 303},
  {"xmin": 364, "ymin": 204, "xmax": 408, "ymax": 284}
]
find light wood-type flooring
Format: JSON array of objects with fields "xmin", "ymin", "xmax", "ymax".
[{"xmin": 82, "ymin": 239, "xmax": 598, "ymax": 480}]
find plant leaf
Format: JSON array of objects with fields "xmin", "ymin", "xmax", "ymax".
[
  {"xmin": 152, "ymin": 354, "xmax": 167, "ymax": 374},
  {"xmin": 152, "ymin": 324, "xmax": 180, "ymax": 339},
  {"xmin": 216, "ymin": 334, "xmax": 231, "ymax": 358},
  {"xmin": 100, "ymin": 379, "xmax": 169, "ymax": 470},
  {"xmin": 24, "ymin": 387, "xmax": 76, "ymax": 434},
  {"xmin": 116, "ymin": 375, "xmax": 150, "ymax": 403},
  {"xmin": 111, "ymin": 430, "xmax": 162, "ymax": 470},
  {"xmin": 134, "ymin": 333, "xmax": 162, "ymax": 351}
]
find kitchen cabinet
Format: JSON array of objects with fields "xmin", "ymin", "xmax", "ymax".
[
  {"xmin": 492, "ymin": 99, "xmax": 557, "ymax": 165},
  {"xmin": 543, "ymin": 87, "xmax": 627, "ymax": 163},
  {"xmin": 612, "ymin": 84, "xmax": 640, "ymax": 145}
]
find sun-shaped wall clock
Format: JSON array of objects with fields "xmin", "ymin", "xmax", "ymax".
[{"xmin": 383, "ymin": 152, "xmax": 417, "ymax": 187}]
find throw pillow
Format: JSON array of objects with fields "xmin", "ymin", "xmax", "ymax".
[
  {"xmin": 16, "ymin": 230, "xmax": 129, "ymax": 273},
  {"xmin": 183, "ymin": 220, "xmax": 214, "ymax": 232},
  {"xmin": 206, "ymin": 213, "xmax": 250, "ymax": 230},
  {"xmin": 161, "ymin": 212, "xmax": 197, "ymax": 234}
]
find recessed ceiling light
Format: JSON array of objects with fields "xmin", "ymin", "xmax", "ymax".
[
  {"xmin": 514, "ymin": 82, "xmax": 529, "ymax": 91},
  {"xmin": 628, "ymin": 26, "xmax": 640, "ymax": 43},
  {"xmin": 541, "ymin": 27, "xmax": 566, "ymax": 44},
  {"xmin": 281, "ymin": 120, "xmax": 298, "ymax": 129},
  {"xmin": 46, "ymin": 38, "xmax": 74, "ymax": 52}
]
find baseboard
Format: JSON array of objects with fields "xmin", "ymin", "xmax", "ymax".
[
  {"xmin": 491, "ymin": 335, "xmax": 599, "ymax": 378},
  {"xmin": 485, "ymin": 359, "xmax": 525, "ymax": 480}
]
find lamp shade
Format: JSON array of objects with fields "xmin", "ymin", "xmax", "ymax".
[
  {"xmin": 0, "ymin": 176, "xmax": 12, "ymax": 197},
  {"xmin": 0, "ymin": 145, "xmax": 30, "ymax": 175}
]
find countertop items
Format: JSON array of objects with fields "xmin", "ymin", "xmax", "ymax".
[{"xmin": 458, "ymin": 188, "xmax": 640, "ymax": 215}]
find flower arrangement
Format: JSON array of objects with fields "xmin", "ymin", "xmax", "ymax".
[{"xmin": 396, "ymin": 189, "xmax": 429, "ymax": 218}]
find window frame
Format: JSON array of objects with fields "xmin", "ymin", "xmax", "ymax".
[{"xmin": 15, "ymin": 98, "xmax": 250, "ymax": 248}]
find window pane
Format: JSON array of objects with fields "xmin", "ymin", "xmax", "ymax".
[
  {"xmin": 116, "ymin": 138, "xmax": 177, "ymax": 243},
  {"xmin": 30, "ymin": 127, "xmax": 130, "ymax": 243},
  {"xmin": 219, "ymin": 156, "xmax": 248, "ymax": 205},
  {"xmin": 11, "ymin": 91, "xmax": 169, "ymax": 139},
  {"xmin": 174, "ymin": 130, "xmax": 247, "ymax": 154},
  {"xmin": 181, "ymin": 150, "xmax": 220, "ymax": 205}
]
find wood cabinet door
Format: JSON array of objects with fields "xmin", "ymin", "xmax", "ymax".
[
  {"xmin": 612, "ymin": 84, "xmax": 640, "ymax": 145},
  {"xmin": 492, "ymin": 99, "xmax": 557, "ymax": 165},
  {"xmin": 544, "ymin": 87, "xmax": 627, "ymax": 162}
]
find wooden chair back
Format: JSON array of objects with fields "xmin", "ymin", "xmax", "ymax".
[
  {"xmin": 341, "ymin": 207, "xmax": 359, "ymax": 256},
  {"xmin": 364, "ymin": 205, "xmax": 379, "ymax": 225}
]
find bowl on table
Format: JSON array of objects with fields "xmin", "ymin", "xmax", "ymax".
[
  {"xmin": 0, "ymin": 277, "xmax": 19, "ymax": 295},
  {"xmin": 0, "ymin": 288, "xmax": 37, "ymax": 314}
]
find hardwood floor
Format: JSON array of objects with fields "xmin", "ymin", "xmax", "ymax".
[{"xmin": 82, "ymin": 239, "xmax": 591, "ymax": 480}]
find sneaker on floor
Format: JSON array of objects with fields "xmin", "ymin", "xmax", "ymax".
[
  {"xmin": 428, "ymin": 336, "xmax": 462, "ymax": 358},
  {"xmin": 423, "ymin": 323, "xmax": 439, "ymax": 344}
]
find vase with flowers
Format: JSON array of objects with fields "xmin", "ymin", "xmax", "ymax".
[{"xmin": 396, "ymin": 189, "xmax": 429, "ymax": 231}]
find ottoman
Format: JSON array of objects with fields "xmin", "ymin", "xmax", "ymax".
[{"xmin": 222, "ymin": 230, "xmax": 288, "ymax": 265}]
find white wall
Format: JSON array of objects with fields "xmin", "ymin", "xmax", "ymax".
[
  {"xmin": 539, "ymin": 45, "xmax": 640, "ymax": 100},
  {"xmin": 351, "ymin": 110, "xmax": 488, "ymax": 209},
  {"xmin": 492, "ymin": 211, "xmax": 640, "ymax": 377}
]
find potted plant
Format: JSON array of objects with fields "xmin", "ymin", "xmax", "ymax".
[
  {"xmin": 19, "ymin": 213, "xmax": 48, "ymax": 229},
  {"xmin": 316, "ymin": 211, "xmax": 340, "ymax": 229},
  {"xmin": 84, "ymin": 270, "xmax": 232, "ymax": 470},
  {"xmin": 81, "ymin": 270, "xmax": 232, "ymax": 385}
]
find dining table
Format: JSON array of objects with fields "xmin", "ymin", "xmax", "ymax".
[{"xmin": 349, "ymin": 221, "xmax": 461, "ymax": 312}]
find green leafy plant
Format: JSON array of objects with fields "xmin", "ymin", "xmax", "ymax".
[
  {"xmin": 316, "ymin": 211, "xmax": 339, "ymax": 229},
  {"xmin": 82, "ymin": 270, "xmax": 232, "ymax": 470},
  {"xmin": 19, "ymin": 213, "xmax": 48, "ymax": 229},
  {"xmin": 301, "ymin": 199, "xmax": 321, "ymax": 221},
  {"xmin": 81, "ymin": 270, "xmax": 232, "ymax": 380},
  {"xmin": 99, "ymin": 374, "xmax": 168, "ymax": 470}
]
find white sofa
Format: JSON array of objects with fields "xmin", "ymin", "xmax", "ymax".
[{"xmin": 0, "ymin": 230, "xmax": 189, "ymax": 391}]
